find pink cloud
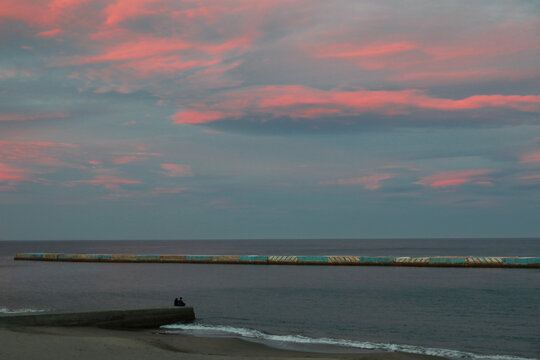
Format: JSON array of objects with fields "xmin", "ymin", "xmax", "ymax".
[
  {"xmin": 23, "ymin": 0, "xmax": 267, "ymax": 94},
  {"xmin": 321, "ymin": 174, "xmax": 396, "ymax": 190},
  {"xmin": 0, "ymin": 70, "xmax": 17, "ymax": 79},
  {"xmin": 60, "ymin": 32, "xmax": 252, "ymax": 70},
  {"xmin": 170, "ymin": 4, "xmax": 228, "ymax": 24},
  {"xmin": 307, "ymin": 17, "xmax": 538, "ymax": 74},
  {"xmin": 257, "ymin": 87, "xmax": 540, "ymax": 113},
  {"xmin": 103, "ymin": 0, "xmax": 161, "ymax": 26},
  {"xmin": 391, "ymin": 69, "xmax": 526, "ymax": 85},
  {"xmin": 0, "ymin": 141, "xmax": 80, "ymax": 190},
  {"xmin": 519, "ymin": 174, "xmax": 540, "ymax": 184},
  {"xmin": 64, "ymin": 37, "xmax": 193, "ymax": 65},
  {"xmin": 172, "ymin": 85, "xmax": 540, "ymax": 125},
  {"xmin": 415, "ymin": 169, "xmax": 494, "ymax": 188},
  {"xmin": 0, "ymin": 0, "xmax": 291, "ymax": 30},
  {"xmin": 160, "ymin": 163, "xmax": 193, "ymax": 177},
  {"xmin": 3, "ymin": 1, "xmax": 538, "ymax": 131},
  {"xmin": 37, "ymin": 28, "xmax": 62, "ymax": 37},
  {"xmin": 195, "ymin": 61, "xmax": 241, "ymax": 76},
  {"xmin": 0, "ymin": 163, "xmax": 30, "ymax": 185},
  {"xmin": 0, "ymin": 1, "xmax": 58, "ymax": 27},
  {"xmin": 0, "ymin": 69, "xmax": 32, "ymax": 79},
  {"xmin": 58, "ymin": 31, "xmax": 252, "ymax": 93},
  {"xmin": 424, "ymin": 37, "xmax": 537, "ymax": 62},
  {"xmin": 291, "ymin": 107, "xmax": 341, "ymax": 118},
  {"xmin": 44, "ymin": 0, "xmax": 91, "ymax": 24},
  {"xmin": 316, "ymin": 41, "xmax": 418, "ymax": 59},
  {"xmin": 310, "ymin": 41, "xmax": 422, "ymax": 71},
  {"xmin": 419, "ymin": 95, "xmax": 540, "ymax": 112},
  {"xmin": 111, "ymin": 156, "xmax": 141, "ymax": 165},
  {"xmin": 1, "ymin": 0, "xmax": 102, "ymax": 32},
  {"xmin": 0, "ymin": 141, "xmax": 76, "ymax": 161},
  {"xmin": 109, "ymin": 151, "xmax": 162, "ymax": 164},
  {"xmin": 119, "ymin": 57, "xmax": 220, "ymax": 77},
  {"xmin": 171, "ymin": 110, "xmax": 229, "ymax": 124},
  {"xmin": 102, "ymin": 0, "xmax": 260, "ymax": 28},
  {"xmin": 520, "ymin": 153, "xmax": 540, "ymax": 164}
]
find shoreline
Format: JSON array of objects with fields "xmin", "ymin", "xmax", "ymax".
[{"xmin": 0, "ymin": 325, "xmax": 447, "ymax": 360}]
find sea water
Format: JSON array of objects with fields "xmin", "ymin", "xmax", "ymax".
[{"xmin": 1, "ymin": 238, "xmax": 539, "ymax": 359}]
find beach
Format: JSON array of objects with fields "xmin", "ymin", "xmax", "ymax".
[
  {"xmin": 2, "ymin": 239, "xmax": 539, "ymax": 359},
  {"xmin": 0, "ymin": 326, "xmax": 445, "ymax": 360}
]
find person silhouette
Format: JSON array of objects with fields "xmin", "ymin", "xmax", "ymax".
[{"xmin": 174, "ymin": 297, "xmax": 185, "ymax": 306}]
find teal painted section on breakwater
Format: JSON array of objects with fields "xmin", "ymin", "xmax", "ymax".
[
  {"xmin": 136, "ymin": 254, "xmax": 161, "ymax": 261},
  {"xmin": 358, "ymin": 256, "xmax": 395, "ymax": 264},
  {"xmin": 13, "ymin": 253, "xmax": 540, "ymax": 268},
  {"xmin": 502, "ymin": 257, "xmax": 538, "ymax": 265},
  {"xmin": 298, "ymin": 256, "xmax": 329, "ymax": 264},
  {"xmin": 186, "ymin": 255, "xmax": 213, "ymax": 262},
  {"xmin": 239, "ymin": 255, "xmax": 268, "ymax": 263}
]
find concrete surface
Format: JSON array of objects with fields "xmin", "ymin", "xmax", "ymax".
[{"xmin": 0, "ymin": 307, "xmax": 195, "ymax": 329}]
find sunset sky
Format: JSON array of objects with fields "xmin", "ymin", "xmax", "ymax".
[{"xmin": 1, "ymin": 0, "xmax": 539, "ymax": 240}]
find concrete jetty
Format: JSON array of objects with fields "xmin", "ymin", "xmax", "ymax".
[
  {"xmin": 13, "ymin": 253, "xmax": 540, "ymax": 268},
  {"xmin": 0, "ymin": 307, "xmax": 195, "ymax": 329}
]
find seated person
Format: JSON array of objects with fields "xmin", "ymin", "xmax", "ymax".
[{"xmin": 174, "ymin": 297, "xmax": 186, "ymax": 306}]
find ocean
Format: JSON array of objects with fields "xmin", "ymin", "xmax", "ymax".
[{"xmin": 1, "ymin": 238, "xmax": 539, "ymax": 359}]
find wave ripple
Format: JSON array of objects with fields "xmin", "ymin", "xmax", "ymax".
[{"xmin": 161, "ymin": 323, "xmax": 538, "ymax": 360}]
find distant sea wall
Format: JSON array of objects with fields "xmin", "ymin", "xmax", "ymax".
[{"xmin": 13, "ymin": 253, "xmax": 540, "ymax": 268}]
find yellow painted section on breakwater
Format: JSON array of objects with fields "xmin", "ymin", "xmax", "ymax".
[{"xmin": 13, "ymin": 253, "xmax": 540, "ymax": 268}]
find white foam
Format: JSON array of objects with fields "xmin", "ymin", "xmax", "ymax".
[
  {"xmin": 0, "ymin": 307, "xmax": 46, "ymax": 314},
  {"xmin": 161, "ymin": 323, "xmax": 538, "ymax": 360}
]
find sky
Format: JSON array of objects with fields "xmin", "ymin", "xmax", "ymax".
[{"xmin": 0, "ymin": 0, "xmax": 539, "ymax": 240}]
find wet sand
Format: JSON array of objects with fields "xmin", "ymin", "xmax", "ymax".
[{"xmin": 0, "ymin": 326, "xmax": 446, "ymax": 360}]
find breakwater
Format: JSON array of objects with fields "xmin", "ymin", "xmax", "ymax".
[
  {"xmin": 0, "ymin": 307, "xmax": 195, "ymax": 328},
  {"xmin": 13, "ymin": 253, "xmax": 540, "ymax": 267}
]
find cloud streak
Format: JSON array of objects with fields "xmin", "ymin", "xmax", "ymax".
[
  {"xmin": 63, "ymin": 175, "xmax": 143, "ymax": 191},
  {"xmin": 415, "ymin": 169, "xmax": 494, "ymax": 188},
  {"xmin": 520, "ymin": 153, "xmax": 540, "ymax": 164},
  {"xmin": 171, "ymin": 86, "xmax": 540, "ymax": 127},
  {"xmin": 159, "ymin": 164, "xmax": 194, "ymax": 177},
  {"xmin": 321, "ymin": 174, "xmax": 396, "ymax": 190}
]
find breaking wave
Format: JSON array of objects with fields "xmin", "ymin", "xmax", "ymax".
[
  {"xmin": 0, "ymin": 307, "xmax": 46, "ymax": 314},
  {"xmin": 161, "ymin": 323, "xmax": 537, "ymax": 360}
]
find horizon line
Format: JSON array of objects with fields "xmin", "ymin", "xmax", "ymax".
[{"xmin": 2, "ymin": 237, "xmax": 540, "ymax": 242}]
